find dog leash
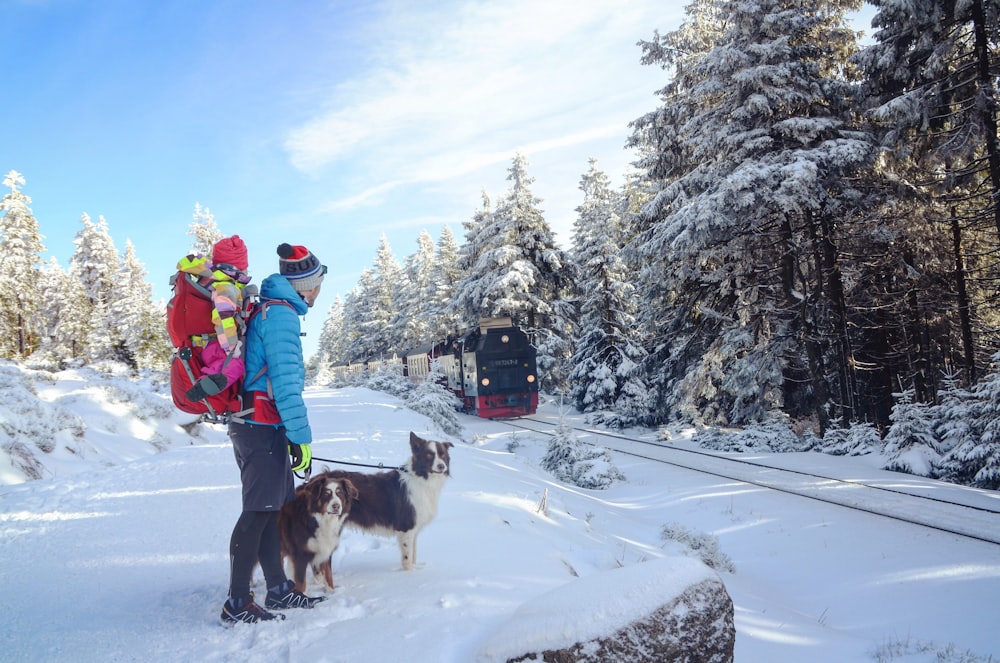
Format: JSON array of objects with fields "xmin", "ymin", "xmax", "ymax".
[{"xmin": 309, "ymin": 456, "xmax": 408, "ymax": 472}]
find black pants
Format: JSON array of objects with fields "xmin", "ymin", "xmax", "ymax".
[{"xmin": 228, "ymin": 510, "xmax": 287, "ymax": 604}]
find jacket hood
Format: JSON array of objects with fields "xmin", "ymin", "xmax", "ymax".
[{"xmin": 260, "ymin": 274, "xmax": 310, "ymax": 315}]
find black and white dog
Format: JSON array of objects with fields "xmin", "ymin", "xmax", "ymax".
[{"xmin": 328, "ymin": 432, "xmax": 452, "ymax": 571}]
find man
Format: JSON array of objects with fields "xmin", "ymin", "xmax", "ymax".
[{"xmin": 220, "ymin": 243, "xmax": 327, "ymax": 625}]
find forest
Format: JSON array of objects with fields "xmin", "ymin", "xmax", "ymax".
[{"xmin": 2, "ymin": 0, "xmax": 999, "ymax": 488}]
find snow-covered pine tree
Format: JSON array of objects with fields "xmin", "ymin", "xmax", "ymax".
[
  {"xmin": 627, "ymin": 0, "xmax": 873, "ymax": 429},
  {"xmin": 371, "ymin": 234, "xmax": 404, "ymax": 355},
  {"xmin": 188, "ymin": 203, "xmax": 223, "ymax": 256},
  {"xmin": 310, "ymin": 295, "xmax": 347, "ymax": 384},
  {"xmin": 460, "ymin": 153, "xmax": 575, "ymax": 391},
  {"xmin": 343, "ymin": 272, "xmax": 376, "ymax": 362},
  {"xmin": 854, "ymin": 0, "xmax": 1000, "ymax": 387},
  {"xmin": 105, "ymin": 240, "xmax": 170, "ymax": 370},
  {"xmin": 32, "ymin": 258, "xmax": 91, "ymax": 366},
  {"xmin": 69, "ymin": 214, "xmax": 121, "ymax": 364},
  {"xmin": 488, "ymin": 153, "xmax": 573, "ymax": 329},
  {"xmin": 858, "ymin": 0, "xmax": 1000, "ymax": 240},
  {"xmin": 452, "ymin": 190, "xmax": 499, "ymax": 324},
  {"xmin": 391, "ymin": 230, "xmax": 437, "ymax": 353},
  {"xmin": 933, "ymin": 370, "xmax": 979, "ymax": 484},
  {"xmin": 568, "ymin": 159, "xmax": 649, "ymax": 421},
  {"xmin": 344, "ymin": 236, "xmax": 402, "ymax": 361},
  {"xmin": 0, "ymin": 171, "xmax": 46, "ymax": 359},
  {"xmin": 882, "ymin": 388, "xmax": 942, "ymax": 476},
  {"xmin": 428, "ymin": 225, "xmax": 464, "ymax": 341},
  {"xmin": 336, "ymin": 285, "xmax": 367, "ymax": 367},
  {"xmin": 937, "ymin": 358, "xmax": 1000, "ymax": 489}
]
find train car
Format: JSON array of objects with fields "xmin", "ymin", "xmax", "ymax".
[
  {"xmin": 433, "ymin": 317, "xmax": 539, "ymax": 418},
  {"xmin": 333, "ymin": 317, "xmax": 539, "ymax": 418}
]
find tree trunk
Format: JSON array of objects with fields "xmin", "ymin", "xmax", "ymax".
[
  {"xmin": 902, "ymin": 249, "xmax": 929, "ymax": 402},
  {"xmin": 970, "ymin": 0, "xmax": 1000, "ymax": 240},
  {"xmin": 950, "ymin": 207, "xmax": 977, "ymax": 383},
  {"xmin": 819, "ymin": 211, "xmax": 856, "ymax": 423},
  {"xmin": 782, "ymin": 211, "xmax": 831, "ymax": 435}
]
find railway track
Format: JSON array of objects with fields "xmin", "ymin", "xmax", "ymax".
[{"xmin": 503, "ymin": 416, "xmax": 1000, "ymax": 546}]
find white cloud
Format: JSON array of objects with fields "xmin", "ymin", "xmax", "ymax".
[{"xmin": 284, "ymin": 0, "xmax": 678, "ymax": 193}]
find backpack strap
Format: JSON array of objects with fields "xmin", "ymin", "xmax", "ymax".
[{"xmin": 226, "ymin": 298, "xmax": 298, "ymax": 424}]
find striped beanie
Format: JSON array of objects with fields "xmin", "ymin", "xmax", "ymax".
[{"xmin": 277, "ymin": 243, "xmax": 325, "ymax": 292}]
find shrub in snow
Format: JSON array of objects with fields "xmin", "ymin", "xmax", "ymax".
[
  {"xmin": 873, "ymin": 637, "xmax": 995, "ymax": 663},
  {"xmin": 0, "ymin": 364, "xmax": 86, "ymax": 479},
  {"xmin": 660, "ymin": 522, "xmax": 736, "ymax": 573},
  {"xmin": 819, "ymin": 421, "xmax": 881, "ymax": 456},
  {"xmin": 882, "ymin": 389, "xmax": 941, "ymax": 477},
  {"xmin": 361, "ymin": 365, "xmax": 413, "ymax": 399},
  {"xmin": 100, "ymin": 373, "xmax": 175, "ymax": 421},
  {"xmin": 0, "ymin": 365, "xmax": 60, "ymax": 453},
  {"xmin": 588, "ymin": 371, "xmax": 658, "ymax": 430},
  {"xmin": 540, "ymin": 419, "xmax": 625, "ymax": 489},
  {"xmin": 697, "ymin": 412, "xmax": 809, "ymax": 453},
  {"xmin": 404, "ymin": 367, "xmax": 464, "ymax": 437}
]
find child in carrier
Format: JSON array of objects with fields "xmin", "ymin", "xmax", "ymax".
[{"xmin": 178, "ymin": 235, "xmax": 252, "ymax": 402}]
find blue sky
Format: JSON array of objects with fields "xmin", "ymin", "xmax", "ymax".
[{"xmin": 3, "ymin": 0, "xmax": 875, "ymax": 356}]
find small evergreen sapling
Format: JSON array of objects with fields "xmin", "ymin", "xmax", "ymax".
[{"xmin": 539, "ymin": 416, "xmax": 624, "ymax": 490}]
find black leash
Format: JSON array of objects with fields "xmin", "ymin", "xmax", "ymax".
[{"xmin": 309, "ymin": 455, "xmax": 408, "ymax": 472}]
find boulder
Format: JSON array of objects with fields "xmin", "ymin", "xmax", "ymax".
[{"xmin": 475, "ymin": 557, "xmax": 734, "ymax": 663}]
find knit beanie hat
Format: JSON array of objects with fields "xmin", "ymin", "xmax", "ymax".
[
  {"xmin": 212, "ymin": 235, "xmax": 249, "ymax": 271},
  {"xmin": 277, "ymin": 243, "xmax": 325, "ymax": 292}
]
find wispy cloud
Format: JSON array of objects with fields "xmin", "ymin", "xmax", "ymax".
[{"xmin": 284, "ymin": 0, "xmax": 678, "ymax": 195}]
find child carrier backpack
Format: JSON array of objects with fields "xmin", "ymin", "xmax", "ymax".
[{"xmin": 167, "ymin": 270, "xmax": 258, "ymax": 423}]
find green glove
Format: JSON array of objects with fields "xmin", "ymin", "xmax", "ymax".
[{"xmin": 289, "ymin": 443, "xmax": 312, "ymax": 475}]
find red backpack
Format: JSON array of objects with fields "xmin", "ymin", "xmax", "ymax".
[{"xmin": 167, "ymin": 271, "xmax": 258, "ymax": 422}]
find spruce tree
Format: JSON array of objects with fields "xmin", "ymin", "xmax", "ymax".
[
  {"xmin": 429, "ymin": 225, "xmax": 464, "ymax": 339},
  {"xmin": 188, "ymin": 203, "xmax": 223, "ymax": 256},
  {"xmin": 628, "ymin": 0, "xmax": 872, "ymax": 428},
  {"xmin": 34, "ymin": 258, "xmax": 91, "ymax": 365},
  {"xmin": 345, "ymin": 236, "xmax": 402, "ymax": 361},
  {"xmin": 107, "ymin": 240, "xmax": 170, "ymax": 369},
  {"xmin": 855, "ymin": 0, "xmax": 1000, "ymax": 385},
  {"xmin": 69, "ymin": 214, "xmax": 121, "ymax": 364},
  {"xmin": 392, "ymin": 230, "xmax": 436, "ymax": 352},
  {"xmin": 568, "ymin": 159, "xmax": 648, "ymax": 419},
  {"xmin": 452, "ymin": 190, "xmax": 498, "ymax": 324},
  {"xmin": 310, "ymin": 296, "xmax": 346, "ymax": 384},
  {"xmin": 0, "ymin": 170, "xmax": 46, "ymax": 359}
]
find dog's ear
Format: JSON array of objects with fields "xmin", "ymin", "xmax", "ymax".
[
  {"xmin": 444, "ymin": 442, "xmax": 454, "ymax": 449},
  {"xmin": 409, "ymin": 431, "xmax": 422, "ymax": 450},
  {"xmin": 342, "ymin": 478, "xmax": 359, "ymax": 501},
  {"xmin": 306, "ymin": 476, "xmax": 328, "ymax": 500}
]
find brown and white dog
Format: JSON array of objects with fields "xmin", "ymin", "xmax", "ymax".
[
  {"xmin": 328, "ymin": 431, "xmax": 453, "ymax": 571},
  {"xmin": 278, "ymin": 473, "xmax": 358, "ymax": 593}
]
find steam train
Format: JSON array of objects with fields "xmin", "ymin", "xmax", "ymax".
[{"xmin": 333, "ymin": 317, "xmax": 539, "ymax": 418}]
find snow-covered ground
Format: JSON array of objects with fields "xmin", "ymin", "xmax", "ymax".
[{"xmin": 1, "ymin": 366, "xmax": 997, "ymax": 662}]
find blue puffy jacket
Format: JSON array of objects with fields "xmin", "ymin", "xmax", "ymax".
[{"xmin": 242, "ymin": 274, "xmax": 312, "ymax": 445}]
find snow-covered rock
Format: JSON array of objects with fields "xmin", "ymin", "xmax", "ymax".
[{"xmin": 475, "ymin": 556, "xmax": 734, "ymax": 663}]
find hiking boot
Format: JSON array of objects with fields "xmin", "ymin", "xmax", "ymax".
[
  {"xmin": 264, "ymin": 580, "xmax": 327, "ymax": 610},
  {"xmin": 220, "ymin": 597, "xmax": 285, "ymax": 625}
]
